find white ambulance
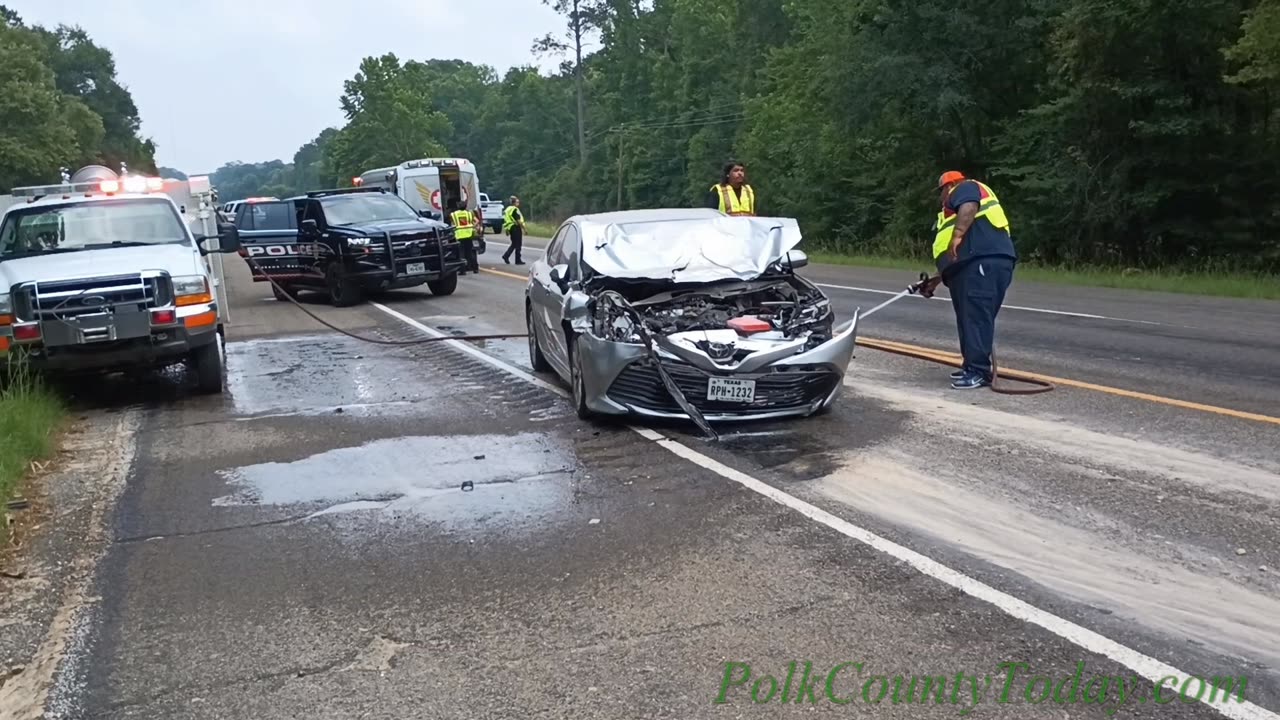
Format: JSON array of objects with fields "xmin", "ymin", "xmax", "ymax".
[{"xmin": 356, "ymin": 159, "xmax": 484, "ymax": 230}]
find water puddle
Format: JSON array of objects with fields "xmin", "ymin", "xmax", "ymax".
[{"xmin": 213, "ymin": 432, "xmax": 577, "ymax": 532}]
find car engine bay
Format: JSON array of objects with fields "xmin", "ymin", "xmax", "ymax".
[{"xmin": 588, "ymin": 276, "xmax": 835, "ymax": 346}]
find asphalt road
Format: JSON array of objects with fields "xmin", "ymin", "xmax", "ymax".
[{"xmin": 3, "ymin": 242, "xmax": 1278, "ymax": 719}]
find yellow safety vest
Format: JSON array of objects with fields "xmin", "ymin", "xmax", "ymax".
[
  {"xmin": 932, "ymin": 180, "xmax": 1010, "ymax": 259},
  {"xmin": 450, "ymin": 209, "xmax": 475, "ymax": 239},
  {"xmin": 713, "ymin": 183, "xmax": 755, "ymax": 216},
  {"xmin": 503, "ymin": 205, "xmax": 521, "ymax": 232}
]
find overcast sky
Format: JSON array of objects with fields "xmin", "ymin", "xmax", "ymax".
[{"xmin": 8, "ymin": 0, "xmax": 566, "ymax": 174}]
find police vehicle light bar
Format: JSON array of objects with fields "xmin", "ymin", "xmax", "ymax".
[{"xmin": 403, "ymin": 158, "xmax": 468, "ymax": 169}]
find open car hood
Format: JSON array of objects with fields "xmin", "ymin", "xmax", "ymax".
[{"xmin": 580, "ymin": 215, "xmax": 803, "ymax": 283}]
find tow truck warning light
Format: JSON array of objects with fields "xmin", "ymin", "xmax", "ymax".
[{"xmin": 11, "ymin": 175, "xmax": 170, "ymax": 199}]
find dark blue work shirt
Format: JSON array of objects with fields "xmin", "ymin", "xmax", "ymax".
[{"xmin": 938, "ymin": 180, "xmax": 1018, "ymax": 277}]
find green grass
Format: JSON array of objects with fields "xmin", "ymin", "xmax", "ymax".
[
  {"xmin": 807, "ymin": 252, "xmax": 1280, "ymax": 300},
  {"xmin": 0, "ymin": 354, "xmax": 65, "ymax": 519},
  {"xmin": 524, "ymin": 220, "xmax": 560, "ymax": 238}
]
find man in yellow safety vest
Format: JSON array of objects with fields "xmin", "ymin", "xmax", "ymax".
[
  {"xmin": 502, "ymin": 196, "xmax": 526, "ymax": 265},
  {"xmin": 705, "ymin": 161, "xmax": 756, "ymax": 216},
  {"xmin": 925, "ymin": 170, "xmax": 1018, "ymax": 389},
  {"xmin": 448, "ymin": 200, "xmax": 480, "ymax": 274}
]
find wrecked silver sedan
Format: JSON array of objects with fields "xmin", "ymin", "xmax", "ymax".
[{"xmin": 524, "ymin": 208, "xmax": 858, "ymax": 432}]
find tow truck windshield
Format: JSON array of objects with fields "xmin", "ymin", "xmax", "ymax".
[
  {"xmin": 0, "ymin": 197, "xmax": 188, "ymax": 259},
  {"xmin": 322, "ymin": 193, "xmax": 419, "ymax": 226}
]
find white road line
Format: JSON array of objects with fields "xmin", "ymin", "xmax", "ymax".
[
  {"xmin": 503, "ymin": 243, "xmax": 1163, "ymax": 326},
  {"xmin": 369, "ymin": 301, "xmax": 1275, "ymax": 720}
]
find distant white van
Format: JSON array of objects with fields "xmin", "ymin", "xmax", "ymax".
[{"xmin": 356, "ymin": 158, "xmax": 481, "ymax": 225}]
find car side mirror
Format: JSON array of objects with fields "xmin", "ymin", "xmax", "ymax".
[
  {"xmin": 199, "ymin": 223, "xmax": 241, "ymax": 255},
  {"xmin": 549, "ymin": 264, "xmax": 570, "ymax": 292},
  {"xmin": 217, "ymin": 223, "xmax": 241, "ymax": 253},
  {"xmin": 301, "ymin": 219, "xmax": 319, "ymax": 235},
  {"xmin": 784, "ymin": 250, "xmax": 809, "ymax": 270}
]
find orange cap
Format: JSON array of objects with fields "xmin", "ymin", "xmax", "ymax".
[{"xmin": 937, "ymin": 170, "xmax": 966, "ymax": 188}]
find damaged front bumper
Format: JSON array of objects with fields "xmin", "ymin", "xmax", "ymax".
[{"xmin": 575, "ymin": 312, "xmax": 859, "ymax": 422}]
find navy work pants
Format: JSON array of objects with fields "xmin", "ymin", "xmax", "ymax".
[{"xmin": 946, "ymin": 256, "xmax": 1015, "ymax": 380}]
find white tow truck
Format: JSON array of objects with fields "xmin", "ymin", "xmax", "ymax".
[{"xmin": 0, "ymin": 165, "xmax": 243, "ymax": 394}]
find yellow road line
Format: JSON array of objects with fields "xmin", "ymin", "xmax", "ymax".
[
  {"xmin": 474, "ymin": 265, "xmax": 1280, "ymax": 427},
  {"xmin": 481, "ymin": 267, "xmax": 528, "ymax": 281},
  {"xmin": 857, "ymin": 336, "xmax": 1280, "ymax": 426}
]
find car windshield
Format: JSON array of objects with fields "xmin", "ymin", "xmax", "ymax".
[
  {"xmin": 322, "ymin": 194, "xmax": 418, "ymax": 225},
  {"xmin": 0, "ymin": 198, "xmax": 188, "ymax": 259}
]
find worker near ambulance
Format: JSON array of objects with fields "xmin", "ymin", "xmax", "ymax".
[
  {"xmin": 929, "ymin": 171, "xmax": 1018, "ymax": 390},
  {"xmin": 448, "ymin": 200, "xmax": 480, "ymax": 274},
  {"xmin": 502, "ymin": 195, "xmax": 526, "ymax": 265},
  {"xmin": 705, "ymin": 161, "xmax": 755, "ymax": 216}
]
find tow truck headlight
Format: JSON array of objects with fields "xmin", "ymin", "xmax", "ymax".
[{"xmin": 173, "ymin": 275, "xmax": 212, "ymax": 306}]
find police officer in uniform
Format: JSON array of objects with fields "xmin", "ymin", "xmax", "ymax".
[
  {"xmin": 502, "ymin": 196, "xmax": 526, "ymax": 265},
  {"xmin": 448, "ymin": 200, "xmax": 480, "ymax": 274},
  {"xmin": 928, "ymin": 171, "xmax": 1018, "ymax": 390}
]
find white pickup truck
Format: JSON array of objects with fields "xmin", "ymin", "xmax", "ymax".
[
  {"xmin": 478, "ymin": 192, "xmax": 505, "ymax": 235},
  {"xmin": 0, "ymin": 165, "xmax": 243, "ymax": 394}
]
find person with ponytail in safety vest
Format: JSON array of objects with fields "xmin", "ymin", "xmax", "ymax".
[
  {"xmin": 502, "ymin": 196, "xmax": 526, "ymax": 265},
  {"xmin": 448, "ymin": 200, "xmax": 480, "ymax": 274},
  {"xmin": 705, "ymin": 160, "xmax": 756, "ymax": 216},
  {"xmin": 924, "ymin": 170, "xmax": 1018, "ymax": 390}
]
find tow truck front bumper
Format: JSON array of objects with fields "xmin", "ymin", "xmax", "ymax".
[{"xmin": 1, "ymin": 302, "xmax": 220, "ymax": 374}]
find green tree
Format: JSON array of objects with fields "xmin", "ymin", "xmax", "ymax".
[
  {"xmin": 324, "ymin": 54, "xmax": 452, "ymax": 181},
  {"xmin": 0, "ymin": 23, "xmax": 94, "ymax": 190}
]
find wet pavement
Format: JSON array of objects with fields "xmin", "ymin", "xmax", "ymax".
[{"xmin": 5, "ymin": 258, "xmax": 1278, "ymax": 719}]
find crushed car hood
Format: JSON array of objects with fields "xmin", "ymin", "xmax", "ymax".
[{"xmin": 581, "ymin": 216, "xmax": 803, "ymax": 283}]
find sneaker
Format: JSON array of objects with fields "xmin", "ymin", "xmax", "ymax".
[
  {"xmin": 950, "ymin": 369, "xmax": 966, "ymax": 380},
  {"xmin": 951, "ymin": 372, "xmax": 991, "ymax": 390}
]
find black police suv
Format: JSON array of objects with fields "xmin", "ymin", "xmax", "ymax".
[{"xmin": 274, "ymin": 187, "xmax": 467, "ymax": 307}]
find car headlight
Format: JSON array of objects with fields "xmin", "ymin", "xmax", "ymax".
[
  {"xmin": 173, "ymin": 275, "xmax": 212, "ymax": 306},
  {"xmin": 348, "ymin": 237, "xmax": 373, "ymax": 247}
]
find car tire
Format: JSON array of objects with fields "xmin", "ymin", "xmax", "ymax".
[
  {"xmin": 326, "ymin": 262, "xmax": 363, "ymax": 307},
  {"xmin": 526, "ymin": 303, "xmax": 551, "ymax": 372},
  {"xmin": 191, "ymin": 341, "xmax": 223, "ymax": 395},
  {"xmin": 271, "ymin": 282, "xmax": 295, "ymax": 302},
  {"xmin": 428, "ymin": 272, "xmax": 458, "ymax": 296},
  {"xmin": 568, "ymin": 335, "xmax": 593, "ymax": 420}
]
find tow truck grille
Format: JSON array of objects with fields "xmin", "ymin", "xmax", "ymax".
[{"xmin": 15, "ymin": 274, "xmax": 172, "ymax": 321}]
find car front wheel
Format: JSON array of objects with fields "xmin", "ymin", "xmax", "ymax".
[
  {"xmin": 526, "ymin": 303, "xmax": 551, "ymax": 372},
  {"xmin": 568, "ymin": 336, "xmax": 593, "ymax": 419},
  {"xmin": 428, "ymin": 272, "xmax": 458, "ymax": 296},
  {"xmin": 191, "ymin": 341, "xmax": 223, "ymax": 395},
  {"xmin": 326, "ymin": 262, "xmax": 363, "ymax": 307}
]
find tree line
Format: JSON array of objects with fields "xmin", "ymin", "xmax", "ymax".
[
  {"xmin": 0, "ymin": 6, "xmax": 157, "ymax": 191},
  {"xmin": 204, "ymin": 0, "xmax": 1280, "ymax": 271}
]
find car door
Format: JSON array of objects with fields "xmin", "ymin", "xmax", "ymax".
[
  {"xmin": 236, "ymin": 202, "xmax": 299, "ymax": 283},
  {"xmin": 530, "ymin": 224, "xmax": 572, "ymax": 377}
]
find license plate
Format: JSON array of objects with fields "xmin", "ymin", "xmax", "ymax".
[
  {"xmin": 707, "ymin": 377, "xmax": 755, "ymax": 403},
  {"xmin": 405, "ymin": 262, "xmax": 426, "ymax": 275}
]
